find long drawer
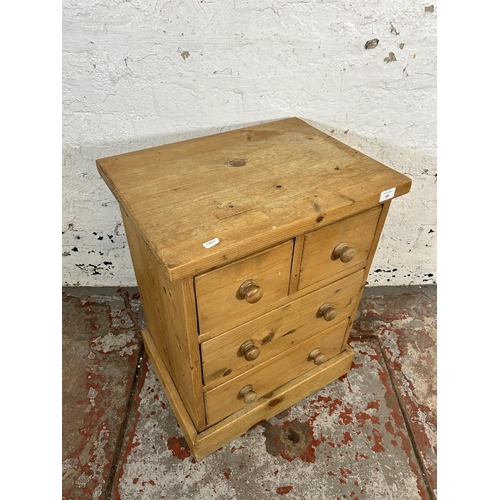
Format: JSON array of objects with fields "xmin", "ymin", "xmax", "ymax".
[
  {"xmin": 204, "ymin": 320, "xmax": 348, "ymax": 426},
  {"xmin": 201, "ymin": 268, "xmax": 364, "ymax": 388}
]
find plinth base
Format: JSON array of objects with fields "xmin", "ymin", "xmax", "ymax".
[{"xmin": 142, "ymin": 327, "xmax": 354, "ymax": 461}]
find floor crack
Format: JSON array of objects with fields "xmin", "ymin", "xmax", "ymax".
[
  {"xmin": 103, "ymin": 342, "xmax": 145, "ymax": 500},
  {"xmin": 375, "ymin": 336, "xmax": 437, "ymax": 500}
]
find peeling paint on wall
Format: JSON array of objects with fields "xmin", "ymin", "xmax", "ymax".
[
  {"xmin": 364, "ymin": 39, "xmax": 379, "ymax": 50},
  {"xmin": 62, "ymin": 0, "xmax": 437, "ymax": 287},
  {"xmin": 384, "ymin": 52, "xmax": 397, "ymax": 63}
]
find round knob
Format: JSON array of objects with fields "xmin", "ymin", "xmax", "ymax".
[
  {"xmin": 239, "ymin": 340, "xmax": 260, "ymax": 361},
  {"xmin": 332, "ymin": 242, "xmax": 356, "ymax": 263},
  {"xmin": 309, "ymin": 348, "xmax": 327, "ymax": 365},
  {"xmin": 238, "ymin": 279, "xmax": 263, "ymax": 303},
  {"xmin": 317, "ymin": 303, "xmax": 338, "ymax": 321},
  {"xmin": 239, "ymin": 384, "xmax": 257, "ymax": 404}
]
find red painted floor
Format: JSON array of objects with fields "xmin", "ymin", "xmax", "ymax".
[
  {"xmin": 62, "ymin": 285, "xmax": 436, "ymax": 500},
  {"xmin": 351, "ymin": 287, "xmax": 437, "ymax": 494}
]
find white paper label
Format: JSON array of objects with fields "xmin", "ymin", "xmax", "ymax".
[
  {"xmin": 379, "ymin": 187, "xmax": 396, "ymax": 202},
  {"xmin": 203, "ymin": 237, "xmax": 220, "ymax": 249}
]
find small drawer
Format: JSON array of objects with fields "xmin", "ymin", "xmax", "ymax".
[
  {"xmin": 201, "ymin": 268, "xmax": 364, "ymax": 387},
  {"xmin": 204, "ymin": 320, "xmax": 348, "ymax": 426},
  {"xmin": 298, "ymin": 206, "xmax": 382, "ymax": 290},
  {"xmin": 195, "ymin": 240, "xmax": 293, "ymax": 335}
]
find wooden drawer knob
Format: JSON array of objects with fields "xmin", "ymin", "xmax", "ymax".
[
  {"xmin": 309, "ymin": 348, "xmax": 327, "ymax": 365},
  {"xmin": 238, "ymin": 279, "xmax": 264, "ymax": 303},
  {"xmin": 318, "ymin": 302, "xmax": 338, "ymax": 321},
  {"xmin": 332, "ymin": 242, "xmax": 356, "ymax": 263},
  {"xmin": 240, "ymin": 340, "xmax": 261, "ymax": 361},
  {"xmin": 239, "ymin": 384, "xmax": 257, "ymax": 404}
]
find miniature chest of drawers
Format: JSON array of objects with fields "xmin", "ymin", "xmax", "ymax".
[{"xmin": 96, "ymin": 118, "xmax": 411, "ymax": 460}]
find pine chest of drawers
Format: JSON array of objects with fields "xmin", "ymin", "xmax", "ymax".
[{"xmin": 96, "ymin": 117, "xmax": 411, "ymax": 460}]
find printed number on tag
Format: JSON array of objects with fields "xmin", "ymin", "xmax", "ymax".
[
  {"xmin": 203, "ymin": 238, "xmax": 220, "ymax": 249},
  {"xmin": 379, "ymin": 187, "xmax": 396, "ymax": 202}
]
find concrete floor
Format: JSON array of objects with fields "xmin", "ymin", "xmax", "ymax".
[{"xmin": 62, "ymin": 285, "xmax": 436, "ymax": 500}]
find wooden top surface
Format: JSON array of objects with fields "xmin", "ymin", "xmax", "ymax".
[{"xmin": 96, "ymin": 118, "xmax": 411, "ymax": 281}]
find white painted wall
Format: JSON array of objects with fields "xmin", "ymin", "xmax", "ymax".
[{"xmin": 62, "ymin": 0, "xmax": 436, "ymax": 287}]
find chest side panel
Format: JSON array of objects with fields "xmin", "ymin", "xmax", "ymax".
[{"xmin": 121, "ymin": 208, "xmax": 206, "ymax": 431}]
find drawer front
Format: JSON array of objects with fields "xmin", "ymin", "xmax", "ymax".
[
  {"xmin": 201, "ymin": 268, "xmax": 364, "ymax": 387},
  {"xmin": 298, "ymin": 207, "xmax": 382, "ymax": 290},
  {"xmin": 195, "ymin": 240, "xmax": 293, "ymax": 335},
  {"xmin": 204, "ymin": 320, "xmax": 348, "ymax": 426}
]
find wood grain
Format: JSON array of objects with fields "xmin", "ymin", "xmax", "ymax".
[
  {"xmin": 97, "ymin": 118, "xmax": 411, "ymax": 281},
  {"xmin": 194, "ymin": 345, "xmax": 355, "ymax": 460},
  {"xmin": 195, "ymin": 240, "xmax": 293, "ymax": 335},
  {"xmin": 288, "ymin": 234, "xmax": 305, "ymax": 294},
  {"xmin": 204, "ymin": 320, "xmax": 348, "ymax": 425},
  {"xmin": 298, "ymin": 206, "xmax": 382, "ymax": 290},
  {"xmin": 198, "ymin": 259, "xmax": 367, "ymax": 342},
  {"xmin": 143, "ymin": 325, "xmax": 353, "ymax": 460},
  {"xmin": 201, "ymin": 269, "xmax": 364, "ymax": 388},
  {"xmin": 121, "ymin": 208, "xmax": 206, "ymax": 430},
  {"xmin": 96, "ymin": 117, "xmax": 411, "ymax": 460}
]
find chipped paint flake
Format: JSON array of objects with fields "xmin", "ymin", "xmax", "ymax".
[{"xmin": 91, "ymin": 331, "xmax": 137, "ymax": 354}]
